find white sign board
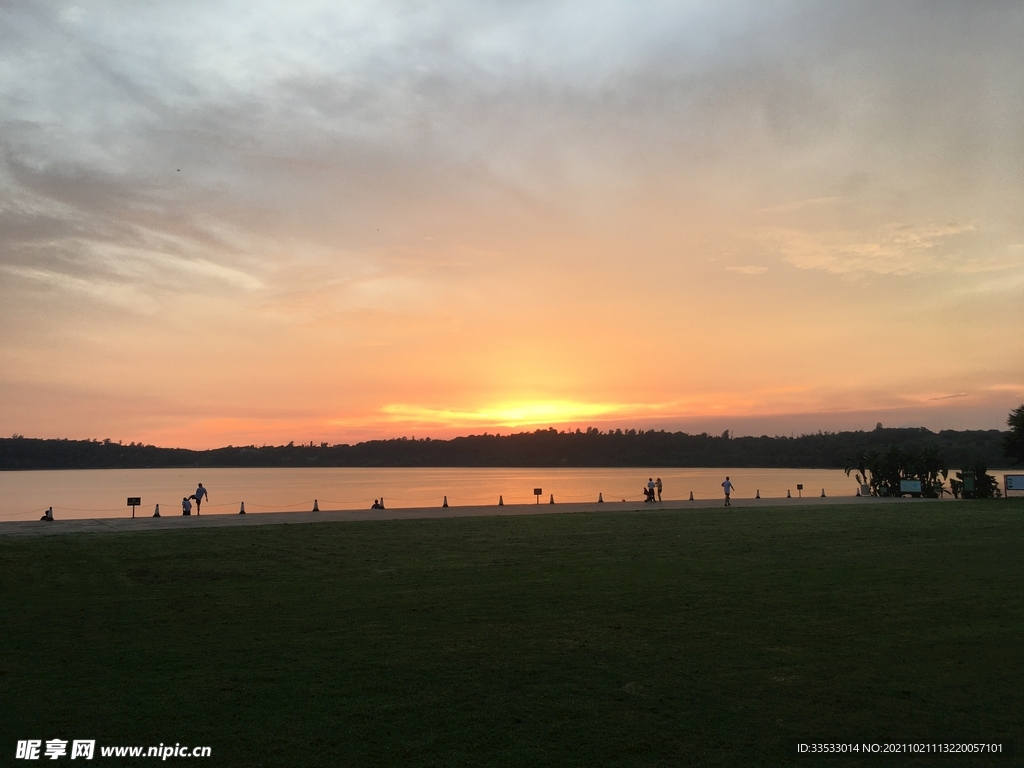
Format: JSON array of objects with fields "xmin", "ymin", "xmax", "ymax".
[{"xmin": 1005, "ymin": 475, "xmax": 1024, "ymax": 491}]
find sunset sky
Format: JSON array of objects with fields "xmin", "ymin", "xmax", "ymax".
[{"xmin": 2, "ymin": 2, "xmax": 1022, "ymax": 449}]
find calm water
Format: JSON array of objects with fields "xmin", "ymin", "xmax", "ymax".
[{"xmin": 0, "ymin": 467, "xmax": 862, "ymax": 521}]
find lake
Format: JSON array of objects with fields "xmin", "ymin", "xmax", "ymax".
[{"xmin": 0, "ymin": 467, "xmax": 863, "ymax": 521}]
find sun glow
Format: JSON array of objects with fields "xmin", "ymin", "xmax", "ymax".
[{"xmin": 380, "ymin": 400, "xmax": 647, "ymax": 428}]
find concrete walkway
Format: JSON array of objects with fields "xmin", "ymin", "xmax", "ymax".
[{"xmin": 0, "ymin": 495, "xmax": 946, "ymax": 538}]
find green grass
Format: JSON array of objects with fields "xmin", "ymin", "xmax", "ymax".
[{"xmin": 2, "ymin": 501, "xmax": 1023, "ymax": 767}]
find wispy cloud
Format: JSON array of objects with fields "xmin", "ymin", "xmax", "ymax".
[
  {"xmin": 759, "ymin": 222, "xmax": 978, "ymax": 276},
  {"xmin": 928, "ymin": 392, "xmax": 968, "ymax": 401},
  {"xmin": 753, "ymin": 197, "xmax": 840, "ymax": 215},
  {"xmin": 726, "ymin": 265, "xmax": 768, "ymax": 275}
]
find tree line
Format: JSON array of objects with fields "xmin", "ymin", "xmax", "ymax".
[{"xmin": 0, "ymin": 423, "xmax": 1014, "ymax": 471}]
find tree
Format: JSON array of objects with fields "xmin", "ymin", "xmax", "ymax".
[
  {"xmin": 846, "ymin": 444, "xmax": 946, "ymax": 497},
  {"xmin": 951, "ymin": 462, "xmax": 1000, "ymax": 499},
  {"xmin": 1005, "ymin": 404, "xmax": 1024, "ymax": 466},
  {"xmin": 845, "ymin": 445, "xmax": 905, "ymax": 496},
  {"xmin": 907, "ymin": 444, "xmax": 948, "ymax": 498}
]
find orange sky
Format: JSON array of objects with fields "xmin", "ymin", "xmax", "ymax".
[{"xmin": 1, "ymin": 3, "xmax": 1022, "ymax": 449}]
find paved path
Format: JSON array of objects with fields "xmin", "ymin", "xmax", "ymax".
[{"xmin": 0, "ymin": 495, "xmax": 946, "ymax": 538}]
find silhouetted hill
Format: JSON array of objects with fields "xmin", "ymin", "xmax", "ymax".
[{"xmin": 0, "ymin": 427, "xmax": 1009, "ymax": 470}]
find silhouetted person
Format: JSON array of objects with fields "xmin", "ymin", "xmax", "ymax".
[
  {"xmin": 192, "ymin": 483, "xmax": 208, "ymax": 514},
  {"xmin": 722, "ymin": 476, "xmax": 734, "ymax": 507},
  {"xmin": 182, "ymin": 496, "xmax": 192, "ymax": 516},
  {"xmin": 656, "ymin": 478, "xmax": 663, "ymax": 502},
  {"xmin": 40, "ymin": 506, "xmax": 54, "ymax": 521}
]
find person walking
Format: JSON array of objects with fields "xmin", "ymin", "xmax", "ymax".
[
  {"xmin": 656, "ymin": 478, "xmax": 663, "ymax": 502},
  {"xmin": 722, "ymin": 476, "xmax": 734, "ymax": 507},
  {"xmin": 192, "ymin": 483, "xmax": 208, "ymax": 515}
]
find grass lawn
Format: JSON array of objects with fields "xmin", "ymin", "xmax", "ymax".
[{"xmin": 2, "ymin": 501, "xmax": 1023, "ymax": 766}]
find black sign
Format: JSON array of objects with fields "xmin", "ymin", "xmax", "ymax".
[
  {"xmin": 796, "ymin": 484, "xmax": 803, "ymax": 491},
  {"xmin": 533, "ymin": 488, "xmax": 542, "ymax": 496},
  {"xmin": 127, "ymin": 497, "xmax": 141, "ymax": 506}
]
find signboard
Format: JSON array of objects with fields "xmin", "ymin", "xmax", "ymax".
[
  {"xmin": 127, "ymin": 497, "xmax": 141, "ymax": 506},
  {"xmin": 899, "ymin": 480, "xmax": 922, "ymax": 494},
  {"xmin": 533, "ymin": 488, "xmax": 542, "ymax": 496},
  {"xmin": 1006, "ymin": 475, "xmax": 1024, "ymax": 492}
]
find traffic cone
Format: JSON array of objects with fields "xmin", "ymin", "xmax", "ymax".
[
  {"xmin": 549, "ymin": 494, "xmax": 555, "ymax": 504},
  {"xmin": 755, "ymin": 489, "xmax": 760, "ymax": 499},
  {"xmin": 787, "ymin": 489, "xmax": 791, "ymax": 498},
  {"xmin": 821, "ymin": 488, "xmax": 826, "ymax": 498},
  {"xmin": 443, "ymin": 496, "xmax": 448, "ymax": 508},
  {"xmin": 153, "ymin": 504, "xmax": 160, "ymax": 517},
  {"xmin": 598, "ymin": 493, "xmax": 604, "ymax": 503},
  {"xmin": 498, "ymin": 495, "xmax": 504, "ymax": 506},
  {"xmin": 312, "ymin": 499, "xmax": 319, "ymax": 512},
  {"xmin": 239, "ymin": 502, "xmax": 245, "ymax": 515},
  {"xmin": 689, "ymin": 491, "xmax": 694, "ymax": 501}
]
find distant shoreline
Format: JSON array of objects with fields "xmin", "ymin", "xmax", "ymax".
[{"xmin": 1, "ymin": 427, "xmax": 1008, "ymax": 471}]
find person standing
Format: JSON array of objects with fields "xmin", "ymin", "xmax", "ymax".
[
  {"xmin": 647, "ymin": 477, "xmax": 656, "ymax": 502},
  {"xmin": 193, "ymin": 483, "xmax": 208, "ymax": 515},
  {"xmin": 656, "ymin": 478, "xmax": 663, "ymax": 502},
  {"xmin": 722, "ymin": 476, "xmax": 734, "ymax": 507}
]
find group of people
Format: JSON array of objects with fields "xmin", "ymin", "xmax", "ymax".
[
  {"xmin": 643, "ymin": 477, "xmax": 663, "ymax": 502},
  {"xmin": 640, "ymin": 475, "xmax": 736, "ymax": 506},
  {"xmin": 181, "ymin": 483, "xmax": 208, "ymax": 516}
]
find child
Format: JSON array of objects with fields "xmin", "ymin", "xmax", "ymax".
[{"xmin": 182, "ymin": 496, "xmax": 192, "ymax": 516}]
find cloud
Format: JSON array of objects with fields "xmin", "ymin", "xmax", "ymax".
[
  {"xmin": 2, "ymin": 1, "xmax": 1024, "ymax": 444},
  {"xmin": 928, "ymin": 392, "xmax": 968, "ymax": 401},
  {"xmin": 753, "ymin": 197, "xmax": 840, "ymax": 215},
  {"xmin": 759, "ymin": 221, "xmax": 979, "ymax": 276}
]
